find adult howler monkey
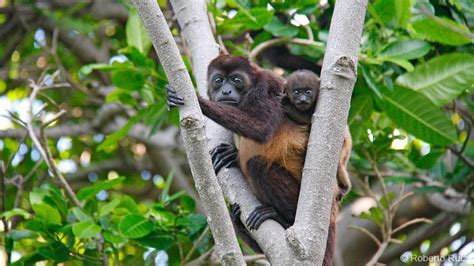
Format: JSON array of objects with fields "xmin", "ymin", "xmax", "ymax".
[{"xmin": 166, "ymin": 56, "xmax": 342, "ymax": 264}]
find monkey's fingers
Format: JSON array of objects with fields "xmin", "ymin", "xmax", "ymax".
[
  {"xmin": 212, "ymin": 151, "xmax": 237, "ymax": 173},
  {"xmin": 165, "ymin": 84, "xmax": 185, "ymax": 110},
  {"xmin": 246, "ymin": 206, "xmax": 278, "ymax": 231},
  {"xmin": 230, "ymin": 203, "xmax": 241, "ymax": 219}
]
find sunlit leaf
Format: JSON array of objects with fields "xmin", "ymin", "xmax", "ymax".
[
  {"xmin": 412, "ymin": 17, "xmax": 471, "ymax": 46},
  {"xmin": 77, "ymin": 176, "xmax": 126, "ymax": 200},
  {"xmin": 396, "ymin": 53, "xmax": 474, "ymax": 106},
  {"xmin": 381, "ymin": 86, "xmax": 457, "ymax": 145},
  {"xmin": 118, "ymin": 214, "xmax": 153, "ymax": 238},
  {"xmin": 126, "ymin": 9, "xmax": 152, "ymax": 54},
  {"xmin": 72, "ymin": 221, "xmax": 101, "ymax": 239}
]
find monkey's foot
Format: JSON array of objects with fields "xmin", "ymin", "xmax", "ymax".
[
  {"xmin": 211, "ymin": 143, "xmax": 239, "ymax": 173},
  {"xmin": 246, "ymin": 205, "xmax": 282, "ymax": 231},
  {"xmin": 165, "ymin": 84, "xmax": 185, "ymax": 110}
]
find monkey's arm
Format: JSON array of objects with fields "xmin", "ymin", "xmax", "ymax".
[
  {"xmin": 198, "ymin": 96, "xmax": 282, "ymax": 143},
  {"xmin": 166, "ymin": 85, "xmax": 282, "ymax": 143}
]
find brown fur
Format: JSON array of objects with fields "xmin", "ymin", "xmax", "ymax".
[{"xmin": 239, "ymin": 120, "xmax": 309, "ymax": 182}]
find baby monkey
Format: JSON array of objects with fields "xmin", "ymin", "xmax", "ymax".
[{"xmin": 282, "ymin": 70, "xmax": 352, "ymax": 198}]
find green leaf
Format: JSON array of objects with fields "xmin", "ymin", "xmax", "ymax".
[
  {"xmin": 412, "ymin": 17, "xmax": 472, "ymax": 46},
  {"xmin": 32, "ymin": 204, "xmax": 62, "ymax": 225},
  {"xmin": 135, "ymin": 231, "xmax": 174, "ymax": 250},
  {"xmin": 126, "ymin": 9, "xmax": 152, "ymax": 54},
  {"xmin": 384, "ymin": 57, "xmax": 414, "ymax": 72},
  {"xmin": 161, "ymin": 170, "xmax": 176, "ymax": 202},
  {"xmin": 118, "ymin": 214, "xmax": 153, "ymax": 238},
  {"xmin": 384, "ymin": 176, "xmax": 420, "ymax": 185},
  {"xmin": 118, "ymin": 195, "xmax": 140, "ymax": 214},
  {"xmin": 6, "ymin": 229, "xmax": 39, "ymax": 240},
  {"xmin": 263, "ymin": 17, "xmax": 298, "ymax": 38},
  {"xmin": 381, "ymin": 40, "xmax": 431, "ymax": 60},
  {"xmin": 71, "ymin": 207, "xmax": 93, "ymax": 222},
  {"xmin": 99, "ymin": 199, "xmax": 121, "ymax": 217},
  {"xmin": 226, "ymin": 7, "xmax": 274, "ymax": 30},
  {"xmin": 380, "ymin": 192, "xmax": 397, "ymax": 209},
  {"xmin": 1, "ymin": 208, "xmax": 32, "ymax": 220},
  {"xmin": 103, "ymin": 231, "xmax": 126, "ymax": 245},
  {"xmin": 349, "ymin": 95, "xmax": 373, "ymax": 126},
  {"xmin": 396, "ymin": 53, "xmax": 474, "ymax": 106},
  {"xmin": 381, "ymin": 86, "xmax": 457, "ymax": 145},
  {"xmin": 372, "ymin": 0, "xmax": 412, "ymax": 28},
  {"xmin": 415, "ymin": 185, "xmax": 445, "ymax": 193},
  {"xmin": 77, "ymin": 176, "xmax": 126, "ymax": 200},
  {"xmin": 79, "ymin": 63, "xmax": 118, "ymax": 76},
  {"xmin": 96, "ymin": 119, "xmax": 134, "ymax": 151},
  {"xmin": 72, "ymin": 221, "xmax": 101, "ymax": 239},
  {"xmin": 37, "ymin": 243, "xmax": 70, "ymax": 262},
  {"xmin": 111, "ymin": 69, "xmax": 145, "ymax": 90},
  {"xmin": 180, "ymin": 195, "xmax": 196, "ymax": 213},
  {"xmin": 414, "ymin": 149, "xmax": 444, "ymax": 169},
  {"xmin": 359, "ymin": 207, "xmax": 384, "ymax": 226}
]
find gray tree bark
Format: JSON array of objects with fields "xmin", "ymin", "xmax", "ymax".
[
  {"xmin": 287, "ymin": 0, "xmax": 368, "ymax": 264},
  {"xmin": 131, "ymin": 1, "xmax": 245, "ymax": 264}
]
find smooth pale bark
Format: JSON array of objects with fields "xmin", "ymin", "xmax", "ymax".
[
  {"xmin": 287, "ymin": 0, "xmax": 368, "ymax": 264},
  {"xmin": 170, "ymin": 0, "xmax": 293, "ymax": 263},
  {"xmin": 131, "ymin": 1, "xmax": 244, "ymax": 264}
]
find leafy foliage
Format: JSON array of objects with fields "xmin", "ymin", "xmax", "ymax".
[{"xmin": 0, "ymin": 0, "xmax": 472, "ymax": 265}]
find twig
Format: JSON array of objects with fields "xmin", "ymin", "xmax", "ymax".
[
  {"xmin": 184, "ymin": 226, "xmax": 210, "ymax": 262},
  {"xmin": 349, "ymin": 225, "xmax": 381, "ymax": 246},
  {"xmin": 392, "ymin": 218, "xmax": 432, "ymax": 235},
  {"xmin": 244, "ymin": 254, "xmax": 267, "ymax": 263},
  {"xmin": 248, "ymin": 37, "xmax": 324, "ymax": 63},
  {"xmin": 26, "ymin": 77, "xmax": 82, "ymax": 207},
  {"xmin": 449, "ymin": 147, "xmax": 474, "ymax": 169},
  {"xmin": 303, "ymin": 24, "xmax": 314, "ymax": 41},
  {"xmin": 366, "ymin": 242, "xmax": 388, "ymax": 265}
]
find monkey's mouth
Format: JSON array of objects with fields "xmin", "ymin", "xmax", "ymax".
[
  {"xmin": 217, "ymin": 97, "xmax": 240, "ymax": 105},
  {"xmin": 295, "ymin": 101, "xmax": 311, "ymax": 111}
]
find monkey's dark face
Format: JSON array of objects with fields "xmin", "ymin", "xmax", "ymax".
[
  {"xmin": 208, "ymin": 71, "xmax": 249, "ymax": 105},
  {"xmin": 290, "ymin": 87, "xmax": 315, "ymax": 111}
]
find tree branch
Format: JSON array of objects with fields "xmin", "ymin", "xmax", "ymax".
[
  {"xmin": 131, "ymin": 1, "xmax": 244, "ymax": 264},
  {"xmin": 248, "ymin": 37, "xmax": 323, "ymax": 63},
  {"xmin": 170, "ymin": 0, "xmax": 294, "ymax": 263},
  {"xmin": 287, "ymin": 0, "xmax": 367, "ymax": 263}
]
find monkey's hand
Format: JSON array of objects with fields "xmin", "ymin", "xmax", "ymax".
[
  {"xmin": 246, "ymin": 205, "xmax": 290, "ymax": 231},
  {"xmin": 165, "ymin": 84, "xmax": 185, "ymax": 110},
  {"xmin": 230, "ymin": 203, "xmax": 263, "ymax": 252},
  {"xmin": 210, "ymin": 143, "xmax": 239, "ymax": 174}
]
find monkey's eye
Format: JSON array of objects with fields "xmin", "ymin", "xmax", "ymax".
[
  {"xmin": 231, "ymin": 76, "xmax": 242, "ymax": 84},
  {"xmin": 305, "ymin": 89, "xmax": 311, "ymax": 95},
  {"xmin": 214, "ymin": 77, "xmax": 224, "ymax": 84},
  {"xmin": 293, "ymin": 90, "xmax": 300, "ymax": 95}
]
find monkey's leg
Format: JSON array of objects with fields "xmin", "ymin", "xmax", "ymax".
[
  {"xmin": 246, "ymin": 156, "xmax": 299, "ymax": 230},
  {"xmin": 210, "ymin": 143, "xmax": 239, "ymax": 173},
  {"xmin": 165, "ymin": 85, "xmax": 185, "ymax": 109},
  {"xmin": 230, "ymin": 203, "xmax": 263, "ymax": 253}
]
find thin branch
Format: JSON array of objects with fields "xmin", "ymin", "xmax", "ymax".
[
  {"xmin": 449, "ymin": 147, "xmax": 474, "ymax": 169},
  {"xmin": 349, "ymin": 225, "xmax": 382, "ymax": 246},
  {"xmin": 288, "ymin": 1, "xmax": 368, "ymax": 263},
  {"xmin": 392, "ymin": 218, "xmax": 433, "ymax": 235},
  {"xmin": 249, "ymin": 37, "xmax": 324, "ymax": 63},
  {"xmin": 366, "ymin": 242, "xmax": 388, "ymax": 266},
  {"xmin": 184, "ymin": 226, "xmax": 210, "ymax": 262},
  {"xmin": 132, "ymin": 1, "xmax": 244, "ymax": 264},
  {"xmin": 25, "ymin": 77, "xmax": 82, "ymax": 207}
]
